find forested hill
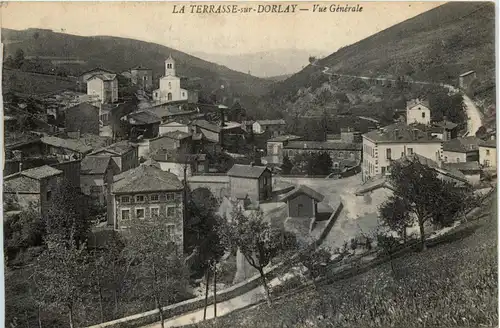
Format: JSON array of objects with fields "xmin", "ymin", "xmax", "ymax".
[
  {"xmin": 2, "ymin": 28, "xmax": 272, "ymax": 107},
  {"xmin": 262, "ymin": 2, "xmax": 495, "ymax": 117}
]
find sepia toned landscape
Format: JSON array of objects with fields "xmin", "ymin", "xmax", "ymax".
[{"xmin": 1, "ymin": 2, "xmax": 497, "ymax": 328}]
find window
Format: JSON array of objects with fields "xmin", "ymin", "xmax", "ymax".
[
  {"xmin": 401, "ymin": 152, "xmax": 404, "ymax": 158},
  {"xmin": 168, "ymin": 93, "xmax": 173, "ymax": 101},
  {"xmin": 135, "ymin": 195, "xmax": 145, "ymax": 203},
  {"xmin": 166, "ymin": 205, "xmax": 176, "ymax": 217},
  {"xmin": 407, "ymin": 148, "xmax": 413, "ymax": 155},
  {"xmin": 386, "ymin": 148, "xmax": 392, "ymax": 160},
  {"xmin": 422, "ymin": 112, "xmax": 426, "ymax": 118},
  {"xmin": 484, "ymin": 160, "xmax": 491, "ymax": 167},
  {"xmin": 381, "ymin": 166, "xmax": 386, "ymax": 175},
  {"xmin": 333, "ymin": 162, "xmax": 339, "ymax": 169},
  {"xmin": 486, "ymin": 149, "xmax": 490, "ymax": 155},
  {"xmin": 136, "ymin": 208, "xmax": 145, "ymax": 219},
  {"xmin": 46, "ymin": 190, "xmax": 52, "ymax": 201},
  {"xmin": 167, "ymin": 63, "xmax": 173, "ymax": 69},
  {"xmin": 90, "ymin": 186, "xmax": 101, "ymax": 194},
  {"xmin": 339, "ymin": 151, "xmax": 344, "ymax": 158},
  {"xmin": 121, "ymin": 196, "xmax": 130, "ymax": 203},
  {"xmin": 166, "ymin": 224, "xmax": 175, "ymax": 239},
  {"xmin": 150, "ymin": 207, "xmax": 159, "ymax": 218},
  {"xmin": 150, "ymin": 194, "xmax": 159, "ymax": 202},
  {"xmin": 444, "ymin": 156, "xmax": 448, "ymax": 162},
  {"xmin": 166, "ymin": 193, "xmax": 175, "ymax": 201},
  {"xmin": 457, "ymin": 158, "xmax": 460, "ymax": 163},
  {"xmin": 168, "ymin": 82, "xmax": 172, "ymax": 88},
  {"xmin": 121, "ymin": 209, "xmax": 130, "ymax": 221}
]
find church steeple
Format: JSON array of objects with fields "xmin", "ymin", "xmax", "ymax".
[{"xmin": 165, "ymin": 54, "xmax": 176, "ymax": 76}]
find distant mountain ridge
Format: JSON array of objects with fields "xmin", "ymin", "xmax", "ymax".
[
  {"xmin": 192, "ymin": 49, "xmax": 326, "ymax": 78},
  {"xmin": 2, "ymin": 28, "xmax": 271, "ymax": 106}
]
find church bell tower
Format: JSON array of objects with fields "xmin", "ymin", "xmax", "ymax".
[{"xmin": 165, "ymin": 54, "xmax": 176, "ymax": 76}]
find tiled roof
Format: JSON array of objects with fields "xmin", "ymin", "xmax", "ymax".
[
  {"xmin": 88, "ymin": 73, "xmax": 117, "ymax": 82},
  {"xmin": 256, "ymin": 119, "xmax": 286, "ymax": 126},
  {"xmin": 363, "ymin": 123, "xmax": 440, "ymax": 144},
  {"xmin": 128, "ymin": 110, "xmax": 161, "ymax": 125},
  {"xmin": 433, "ymin": 120, "xmax": 458, "ymax": 130},
  {"xmin": 443, "ymin": 161, "xmax": 481, "ymax": 172},
  {"xmin": 480, "ymin": 139, "xmax": 497, "ymax": 148},
  {"xmin": 112, "ymin": 162, "xmax": 183, "ymax": 193},
  {"xmin": 90, "ymin": 141, "xmax": 136, "ymax": 156},
  {"xmin": 227, "ymin": 164, "xmax": 269, "ymax": 179},
  {"xmin": 4, "ymin": 165, "xmax": 63, "ymax": 193},
  {"xmin": 79, "ymin": 67, "xmax": 115, "ymax": 76},
  {"xmin": 41, "ymin": 136, "xmax": 93, "ymax": 154},
  {"xmin": 396, "ymin": 154, "xmax": 468, "ymax": 183},
  {"xmin": 279, "ymin": 184, "xmax": 325, "ymax": 203},
  {"xmin": 407, "ymin": 99, "xmax": 430, "ymax": 109},
  {"xmin": 192, "ymin": 119, "xmax": 221, "ymax": 133},
  {"xmin": 131, "ymin": 66, "xmax": 151, "ymax": 70},
  {"xmin": 160, "ymin": 130, "xmax": 192, "ymax": 140},
  {"xmin": 21, "ymin": 165, "xmax": 63, "ymax": 180},
  {"xmin": 65, "ymin": 102, "xmax": 99, "ymax": 113},
  {"xmin": 443, "ymin": 137, "xmax": 481, "ymax": 153},
  {"xmin": 267, "ymin": 135, "xmax": 302, "ymax": 142},
  {"xmin": 81, "ymin": 156, "xmax": 112, "ymax": 174},
  {"xmin": 284, "ymin": 141, "xmax": 362, "ymax": 151}
]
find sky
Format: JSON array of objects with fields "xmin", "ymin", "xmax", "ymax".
[{"xmin": 1, "ymin": 1, "xmax": 444, "ymax": 56}]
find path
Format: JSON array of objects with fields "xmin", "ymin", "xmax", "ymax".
[
  {"xmin": 315, "ymin": 63, "xmax": 483, "ymax": 135},
  {"xmin": 143, "ymin": 272, "xmax": 299, "ymax": 328}
]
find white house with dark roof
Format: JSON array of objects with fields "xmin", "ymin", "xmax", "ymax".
[
  {"xmin": 479, "ymin": 138, "xmax": 497, "ymax": 169},
  {"xmin": 362, "ymin": 123, "xmax": 443, "ymax": 181},
  {"xmin": 87, "ymin": 73, "xmax": 118, "ymax": 104},
  {"xmin": 252, "ymin": 119, "xmax": 286, "ymax": 136},
  {"xmin": 406, "ymin": 99, "xmax": 431, "ymax": 126},
  {"xmin": 3, "ymin": 165, "xmax": 63, "ymax": 217},
  {"xmin": 442, "ymin": 137, "xmax": 481, "ymax": 163},
  {"xmin": 227, "ymin": 164, "xmax": 272, "ymax": 204},
  {"xmin": 110, "ymin": 161, "xmax": 185, "ymax": 253}
]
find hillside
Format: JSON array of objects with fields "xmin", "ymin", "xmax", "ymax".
[
  {"xmin": 2, "ymin": 28, "xmax": 271, "ymax": 106},
  {"xmin": 261, "ymin": 2, "xmax": 495, "ymax": 121},
  {"xmin": 189, "ymin": 191, "xmax": 497, "ymax": 328}
]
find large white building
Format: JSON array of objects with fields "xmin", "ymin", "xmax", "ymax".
[
  {"xmin": 87, "ymin": 73, "xmax": 118, "ymax": 104},
  {"xmin": 362, "ymin": 123, "xmax": 443, "ymax": 181},
  {"xmin": 406, "ymin": 99, "xmax": 431, "ymax": 126},
  {"xmin": 152, "ymin": 55, "xmax": 188, "ymax": 104}
]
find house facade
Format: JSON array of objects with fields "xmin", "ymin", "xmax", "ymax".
[
  {"xmin": 284, "ymin": 141, "xmax": 362, "ymax": 171},
  {"xmin": 479, "ymin": 139, "xmax": 497, "ymax": 169},
  {"xmin": 149, "ymin": 131, "xmax": 193, "ymax": 156},
  {"xmin": 3, "ymin": 166, "xmax": 63, "ymax": 217},
  {"xmin": 89, "ymin": 141, "xmax": 139, "ymax": 173},
  {"xmin": 406, "ymin": 99, "xmax": 431, "ymax": 126},
  {"xmin": 64, "ymin": 103, "xmax": 100, "ymax": 135},
  {"xmin": 279, "ymin": 185, "xmax": 325, "ymax": 219},
  {"xmin": 227, "ymin": 164, "xmax": 272, "ymax": 203},
  {"xmin": 110, "ymin": 162, "xmax": 185, "ymax": 254},
  {"xmin": 80, "ymin": 156, "xmax": 120, "ymax": 206},
  {"xmin": 442, "ymin": 137, "xmax": 481, "ymax": 163},
  {"xmin": 126, "ymin": 110, "xmax": 162, "ymax": 140},
  {"xmin": 362, "ymin": 123, "xmax": 443, "ymax": 181},
  {"xmin": 87, "ymin": 73, "xmax": 119, "ymax": 104}
]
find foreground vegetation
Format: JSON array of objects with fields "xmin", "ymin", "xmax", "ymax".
[{"xmin": 189, "ymin": 191, "xmax": 497, "ymax": 328}]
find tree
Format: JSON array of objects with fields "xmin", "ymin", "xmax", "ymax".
[
  {"xmin": 297, "ymin": 248, "xmax": 330, "ymax": 288},
  {"xmin": 281, "ymin": 155, "xmax": 293, "ymax": 175},
  {"xmin": 307, "ymin": 152, "xmax": 332, "ymax": 176},
  {"xmin": 35, "ymin": 235, "xmax": 91, "ymax": 328},
  {"xmin": 376, "ymin": 233, "xmax": 400, "ymax": 276},
  {"xmin": 14, "ymin": 49, "xmax": 25, "ymax": 69},
  {"xmin": 45, "ymin": 180, "xmax": 90, "ymax": 246},
  {"xmin": 379, "ymin": 196, "xmax": 412, "ymax": 243},
  {"xmin": 308, "ymin": 56, "xmax": 317, "ymax": 64},
  {"xmin": 123, "ymin": 215, "xmax": 190, "ymax": 328},
  {"xmin": 388, "ymin": 157, "xmax": 475, "ymax": 250},
  {"xmin": 185, "ymin": 188, "xmax": 226, "ymax": 320},
  {"xmin": 227, "ymin": 206, "xmax": 295, "ymax": 305},
  {"xmin": 428, "ymin": 88, "xmax": 466, "ymax": 126},
  {"xmin": 4, "ymin": 208, "xmax": 45, "ymax": 263}
]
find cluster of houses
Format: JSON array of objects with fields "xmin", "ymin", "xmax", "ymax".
[
  {"xmin": 361, "ymin": 99, "xmax": 496, "ymax": 187},
  {"xmin": 4, "ymin": 54, "xmax": 497, "ymax": 257}
]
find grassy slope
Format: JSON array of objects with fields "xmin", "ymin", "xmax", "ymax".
[
  {"xmin": 190, "ymin": 191, "xmax": 498, "ymax": 328},
  {"xmin": 263, "ymin": 2, "xmax": 495, "ymax": 117},
  {"xmin": 2, "ymin": 28, "xmax": 271, "ymax": 101},
  {"xmin": 2, "ymin": 68, "xmax": 78, "ymax": 95}
]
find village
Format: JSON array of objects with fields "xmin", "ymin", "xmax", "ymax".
[{"xmin": 3, "ymin": 52, "xmax": 497, "ymax": 328}]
